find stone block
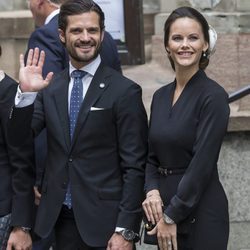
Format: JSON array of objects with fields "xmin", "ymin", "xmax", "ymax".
[
  {"xmin": 219, "ymin": 132, "xmax": 250, "ymax": 221},
  {"xmin": 143, "ymin": 0, "xmax": 160, "ymax": 14},
  {"xmin": 0, "ymin": 38, "xmax": 27, "ymax": 79},
  {"xmin": 238, "ymin": 13, "xmax": 250, "ymax": 32},
  {"xmin": 189, "ymin": 0, "xmax": 221, "ymax": 10},
  {"xmin": 238, "ymin": 34, "xmax": 250, "ymax": 111},
  {"xmin": 203, "ymin": 12, "xmax": 239, "ymax": 33},
  {"xmin": 159, "ymin": 0, "xmax": 179, "ymax": 12},
  {"xmin": 236, "ymin": 0, "xmax": 250, "ymax": 12},
  {"xmin": 213, "ymin": 0, "xmax": 236, "ymax": 12},
  {"xmin": 227, "ymin": 222, "xmax": 250, "ymax": 250},
  {"xmin": 0, "ymin": 11, "xmax": 33, "ymax": 38}
]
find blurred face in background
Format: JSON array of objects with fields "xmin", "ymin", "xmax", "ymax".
[{"xmin": 26, "ymin": 0, "xmax": 46, "ymax": 27}]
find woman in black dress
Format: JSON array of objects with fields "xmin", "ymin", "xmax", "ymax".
[{"xmin": 142, "ymin": 7, "xmax": 229, "ymax": 250}]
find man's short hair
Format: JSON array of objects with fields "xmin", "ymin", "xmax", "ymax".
[{"xmin": 59, "ymin": 0, "xmax": 105, "ymax": 32}]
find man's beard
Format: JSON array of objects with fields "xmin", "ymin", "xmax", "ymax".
[{"xmin": 67, "ymin": 41, "xmax": 102, "ymax": 64}]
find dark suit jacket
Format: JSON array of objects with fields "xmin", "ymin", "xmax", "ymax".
[
  {"xmin": 25, "ymin": 14, "xmax": 122, "ymax": 189},
  {"xmin": 0, "ymin": 74, "xmax": 35, "ymax": 227},
  {"xmin": 8, "ymin": 65, "xmax": 147, "ymax": 246}
]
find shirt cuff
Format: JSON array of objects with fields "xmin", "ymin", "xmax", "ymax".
[
  {"xmin": 115, "ymin": 227, "xmax": 125, "ymax": 232},
  {"xmin": 15, "ymin": 86, "xmax": 37, "ymax": 107}
]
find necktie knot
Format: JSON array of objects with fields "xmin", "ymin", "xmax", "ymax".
[{"xmin": 71, "ymin": 70, "xmax": 87, "ymax": 79}]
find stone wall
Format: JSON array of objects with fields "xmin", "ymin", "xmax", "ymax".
[{"xmin": 0, "ymin": 0, "xmax": 26, "ymax": 11}]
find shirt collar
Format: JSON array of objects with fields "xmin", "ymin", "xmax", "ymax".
[
  {"xmin": 45, "ymin": 9, "xmax": 60, "ymax": 25},
  {"xmin": 0, "ymin": 70, "xmax": 5, "ymax": 82},
  {"xmin": 69, "ymin": 55, "xmax": 101, "ymax": 77}
]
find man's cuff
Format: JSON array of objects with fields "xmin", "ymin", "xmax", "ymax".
[
  {"xmin": 15, "ymin": 86, "xmax": 37, "ymax": 107},
  {"xmin": 115, "ymin": 227, "xmax": 125, "ymax": 232}
]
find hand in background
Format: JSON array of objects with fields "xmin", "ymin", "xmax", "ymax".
[
  {"xmin": 7, "ymin": 227, "xmax": 32, "ymax": 250},
  {"xmin": 19, "ymin": 47, "xmax": 53, "ymax": 92}
]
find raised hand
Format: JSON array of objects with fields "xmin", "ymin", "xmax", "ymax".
[{"xmin": 19, "ymin": 47, "xmax": 53, "ymax": 92}]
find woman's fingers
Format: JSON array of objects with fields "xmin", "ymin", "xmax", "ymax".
[{"xmin": 172, "ymin": 234, "xmax": 178, "ymax": 250}]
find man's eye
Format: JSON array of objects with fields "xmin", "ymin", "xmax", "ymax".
[
  {"xmin": 71, "ymin": 29, "xmax": 81, "ymax": 34},
  {"xmin": 88, "ymin": 29, "xmax": 99, "ymax": 34}
]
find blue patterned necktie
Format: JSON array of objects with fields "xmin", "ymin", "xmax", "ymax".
[
  {"xmin": 69, "ymin": 70, "xmax": 87, "ymax": 139},
  {"xmin": 64, "ymin": 69, "xmax": 87, "ymax": 209}
]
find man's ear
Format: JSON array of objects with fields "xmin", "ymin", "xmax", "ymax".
[
  {"xmin": 101, "ymin": 30, "xmax": 105, "ymax": 42},
  {"xmin": 58, "ymin": 29, "xmax": 66, "ymax": 44},
  {"xmin": 38, "ymin": 0, "xmax": 45, "ymax": 7}
]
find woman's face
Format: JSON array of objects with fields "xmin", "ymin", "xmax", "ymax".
[{"xmin": 166, "ymin": 17, "xmax": 208, "ymax": 71}]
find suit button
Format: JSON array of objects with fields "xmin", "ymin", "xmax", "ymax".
[
  {"xmin": 69, "ymin": 158, "xmax": 73, "ymax": 162},
  {"xmin": 190, "ymin": 218, "xmax": 196, "ymax": 224}
]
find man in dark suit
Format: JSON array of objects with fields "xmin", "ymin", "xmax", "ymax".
[
  {"xmin": 0, "ymin": 45, "xmax": 35, "ymax": 250},
  {"xmin": 26, "ymin": 0, "xmax": 122, "ymax": 199},
  {"xmin": 8, "ymin": 1, "xmax": 147, "ymax": 249},
  {"xmin": 26, "ymin": 2, "xmax": 122, "ymax": 249}
]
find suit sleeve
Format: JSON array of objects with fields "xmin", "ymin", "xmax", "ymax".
[
  {"xmin": 145, "ymin": 95, "xmax": 160, "ymax": 193},
  {"xmin": 165, "ymin": 90, "xmax": 230, "ymax": 223},
  {"xmin": 100, "ymin": 31, "xmax": 122, "ymax": 73},
  {"xmin": 3, "ymin": 83, "xmax": 35, "ymax": 228},
  {"xmin": 25, "ymin": 28, "xmax": 68, "ymax": 78},
  {"xmin": 115, "ymin": 83, "xmax": 148, "ymax": 233}
]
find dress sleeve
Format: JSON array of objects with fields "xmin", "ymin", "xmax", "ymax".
[
  {"xmin": 165, "ymin": 89, "xmax": 230, "ymax": 223},
  {"xmin": 145, "ymin": 95, "xmax": 160, "ymax": 193}
]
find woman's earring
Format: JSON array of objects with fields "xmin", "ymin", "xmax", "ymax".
[{"xmin": 203, "ymin": 51, "xmax": 207, "ymax": 58}]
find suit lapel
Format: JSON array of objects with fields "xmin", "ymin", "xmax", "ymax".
[
  {"xmin": 52, "ymin": 69, "xmax": 71, "ymax": 150},
  {"xmin": 70, "ymin": 64, "xmax": 110, "ymax": 148}
]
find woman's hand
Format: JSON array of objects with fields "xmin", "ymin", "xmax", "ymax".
[
  {"xmin": 148, "ymin": 218, "xmax": 177, "ymax": 250},
  {"xmin": 142, "ymin": 189, "xmax": 163, "ymax": 225}
]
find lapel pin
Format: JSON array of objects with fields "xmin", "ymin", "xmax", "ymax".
[{"xmin": 99, "ymin": 83, "xmax": 105, "ymax": 89}]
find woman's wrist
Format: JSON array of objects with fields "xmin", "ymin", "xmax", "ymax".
[{"xmin": 146, "ymin": 189, "xmax": 161, "ymax": 198}]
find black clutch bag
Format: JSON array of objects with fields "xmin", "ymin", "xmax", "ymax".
[{"xmin": 0, "ymin": 214, "xmax": 12, "ymax": 249}]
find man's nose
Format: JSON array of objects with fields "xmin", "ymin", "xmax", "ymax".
[{"xmin": 80, "ymin": 30, "xmax": 90, "ymax": 41}]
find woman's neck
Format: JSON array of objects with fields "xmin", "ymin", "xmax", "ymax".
[{"xmin": 175, "ymin": 66, "xmax": 199, "ymax": 89}]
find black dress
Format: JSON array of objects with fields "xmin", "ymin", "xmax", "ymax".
[{"xmin": 145, "ymin": 70, "xmax": 229, "ymax": 250}]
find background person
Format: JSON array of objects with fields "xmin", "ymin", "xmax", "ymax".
[
  {"xmin": 142, "ymin": 6, "xmax": 230, "ymax": 250},
  {"xmin": 0, "ymin": 45, "xmax": 35, "ymax": 250}
]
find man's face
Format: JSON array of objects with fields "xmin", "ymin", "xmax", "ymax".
[{"xmin": 59, "ymin": 11, "xmax": 104, "ymax": 69}]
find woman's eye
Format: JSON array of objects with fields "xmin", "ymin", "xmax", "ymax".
[
  {"xmin": 172, "ymin": 36, "xmax": 182, "ymax": 41},
  {"xmin": 189, "ymin": 36, "xmax": 198, "ymax": 41}
]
